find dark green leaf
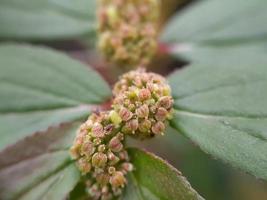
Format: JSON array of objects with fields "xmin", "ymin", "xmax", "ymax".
[
  {"xmin": 123, "ymin": 148, "xmax": 204, "ymax": 200},
  {"xmin": 0, "ymin": 0, "xmax": 96, "ymax": 40},
  {"xmin": 169, "ymin": 64, "xmax": 267, "ymax": 180},
  {"xmin": 161, "ymin": 0, "xmax": 267, "ymax": 64},
  {"xmin": 0, "ymin": 44, "xmax": 111, "ymax": 150},
  {"xmin": 0, "ymin": 124, "xmax": 80, "ymax": 200}
]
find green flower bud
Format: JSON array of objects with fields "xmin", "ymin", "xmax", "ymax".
[{"xmin": 109, "ymin": 110, "xmax": 122, "ymax": 126}]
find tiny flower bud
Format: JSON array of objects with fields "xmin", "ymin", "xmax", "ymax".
[
  {"xmin": 78, "ymin": 158, "xmax": 91, "ymax": 174},
  {"xmin": 108, "ymin": 166, "xmax": 116, "ymax": 174},
  {"xmin": 122, "ymin": 119, "xmax": 139, "ymax": 134},
  {"xmin": 119, "ymin": 151, "xmax": 129, "ymax": 161},
  {"xmin": 109, "ymin": 171, "xmax": 126, "ymax": 188},
  {"xmin": 136, "ymin": 104, "xmax": 149, "ymax": 118},
  {"xmin": 98, "ymin": 144, "xmax": 106, "ymax": 152},
  {"xmin": 109, "ymin": 136, "xmax": 123, "ymax": 152},
  {"xmin": 152, "ymin": 121, "xmax": 165, "ymax": 135},
  {"xmin": 108, "ymin": 152, "xmax": 120, "ymax": 165},
  {"xmin": 138, "ymin": 88, "xmax": 151, "ymax": 101},
  {"xmin": 121, "ymin": 162, "xmax": 134, "ymax": 172},
  {"xmin": 81, "ymin": 141, "xmax": 95, "ymax": 157},
  {"xmin": 119, "ymin": 107, "xmax": 133, "ymax": 121},
  {"xmin": 92, "ymin": 152, "xmax": 108, "ymax": 168},
  {"xmin": 109, "ymin": 110, "xmax": 122, "ymax": 126},
  {"xmin": 158, "ymin": 96, "xmax": 174, "ymax": 109},
  {"xmin": 139, "ymin": 119, "xmax": 152, "ymax": 133},
  {"xmin": 155, "ymin": 107, "xmax": 168, "ymax": 121},
  {"xmin": 92, "ymin": 123, "xmax": 105, "ymax": 138}
]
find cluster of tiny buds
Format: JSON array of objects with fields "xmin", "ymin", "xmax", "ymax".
[
  {"xmin": 97, "ymin": 0, "xmax": 160, "ymax": 67},
  {"xmin": 70, "ymin": 111, "xmax": 133, "ymax": 200},
  {"xmin": 112, "ymin": 68, "xmax": 174, "ymax": 139},
  {"xmin": 70, "ymin": 69, "xmax": 173, "ymax": 199}
]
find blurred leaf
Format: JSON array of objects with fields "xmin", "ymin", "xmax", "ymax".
[
  {"xmin": 123, "ymin": 148, "xmax": 204, "ymax": 200},
  {"xmin": 168, "ymin": 64, "xmax": 267, "ymax": 180},
  {"xmin": 0, "ymin": 0, "xmax": 96, "ymax": 40},
  {"xmin": 0, "ymin": 44, "xmax": 111, "ymax": 150},
  {"xmin": 161, "ymin": 0, "xmax": 267, "ymax": 63},
  {"xmin": 0, "ymin": 124, "xmax": 80, "ymax": 200}
]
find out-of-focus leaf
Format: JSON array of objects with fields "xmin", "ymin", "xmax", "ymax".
[
  {"xmin": 0, "ymin": 0, "xmax": 96, "ymax": 40},
  {"xmin": 0, "ymin": 44, "xmax": 111, "ymax": 150},
  {"xmin": 161, "ymin": 0, "xmax": 267, "ymax": 64},
  {"xmin": 123, "ymin": 148, "xmax": 204, "ymax": 200},
  {"xmin": 0, "ymin": 124, "xmax": 80, "ymax": 200},
  {"xmin": 169, "ymin": 64, "xmax": 267, "ymax": 180}
]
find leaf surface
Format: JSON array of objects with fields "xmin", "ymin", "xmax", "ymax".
[
  {"xmin": 0, "ymin": 124, "xmax": 79, "ymax": 200},
  {"xmin": 0, "ymin": 44, "xmax": 111, "ymax": 150},
  {"xmin": 161, "ymin": 0, "xmax": 267, "ymax": 64},
  {"xmin": 169, "ymin": 64, "xmax": 267, "ymax": 180},
  {"xmin": 123, "ymin": 148, "xmax": 204, "ymax": 200},
  {"xmin": 0, "ymin": 0, "xmax": 96, "ymax": 40}
]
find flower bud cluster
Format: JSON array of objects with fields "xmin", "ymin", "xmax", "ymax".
[
  {"xmin": 97, "ymin": 0, "xmax": 160, "ymax": 67},
  {"xmin": 70, "ymin": 69, "xmax": 173, "ymax": 199},
  {"xmin": 112, "ymin": 68, "xmax": 174, "ymax": 139},
  {"xmin": 70, "ymin": 111, "xmax": 133, "ymax": 200}
]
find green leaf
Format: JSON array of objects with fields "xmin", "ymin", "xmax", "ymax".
[
  {"xmin": 0, "ymin": 0, "xmax": 96, "ymax": 40},
  {"xmin": 0, "ymin": 44, "xmax": 111, "ymax": 150},
  {"xmin": 123, "ymin": 148, "xmax": 204, "ymax": 200},
  {"xmin": 161, "ymin": 0, "xmax": 267, "ymax": 64},
  {"xmin": 0, "ymin": 124, "xmax": 80, "ymax": 200},
  {"xmin": 168, "ymin": 64, "xmax": 267, "ymax": 180}
]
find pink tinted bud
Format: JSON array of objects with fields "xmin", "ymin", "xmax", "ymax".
[
  {"xmin": 138, "ymin": 88, "xmax": 151, "ymax": 101},
  {"xmin": 155, "ymin": 107, "xmax": 168, "ymax": 121},
  {"xmin": 119, "ymin": 151, "xmax": 129, "ymax": 161},
  {"xmin": 123, "ymin": 119, "xmax": 139, "ymax": 134},
  {"xmin": 81, "ymin": 140, "xmax": 95, "ymax": 157},
  {"xmin": 136, "ymin": 104, "xmax": 149, "ymax": 118},
  {"xmin": 92, "ymin": 123, "xmax": 105, "ymax": 138},
  {"xmin": 119, "ymin": 107, "xmax": 133, "ymax": 121},
  {"xmin": 152, "ymin": 121, "xmax": 165, "ymax": 135},
  {"xmin": 108, "ymin": 151, "xmax": 120, "ymax": 165},
  {"xmin": 109, "ymin": 136, "xmax": 123, "ymax": 152},
  {"xmin": 158, "ymin": 96, "xmax": 174, "ymax": 109},
  {"xmin": 121, "ymin": 162, "xmax": 134, "ymax": 172}
]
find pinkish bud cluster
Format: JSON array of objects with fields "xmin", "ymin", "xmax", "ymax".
[
  {"xmin": 70, "ymin": 111, "xmax": 133, "ymax": 200},
  {"xmin": 70, "ymin": 69, "xmax": 173, "ymax": 199},
  {"xmin": 112, "ymin": 68, "xmax": 174, "ymax": 139},
  {"xmin": 97, "ymin": 0, "xmax": 160, "ymax": 67}
]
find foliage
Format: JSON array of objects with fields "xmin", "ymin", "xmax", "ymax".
[{"xmin": 0, "ymin": 0, "xmax": 267, "ymax": 199}]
